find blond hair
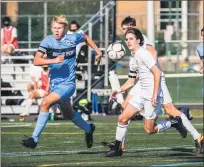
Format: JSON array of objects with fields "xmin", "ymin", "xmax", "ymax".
[{"xmin": 52, "ymin": 15, "xmax": 68, "ymax": 26}]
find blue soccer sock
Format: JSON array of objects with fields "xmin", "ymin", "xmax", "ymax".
[
  {"xmin": 32, "ymin": 112, "xmax": 49, "ymax": 143},
  {"xmin": 71, "ymin": 112, "xmax": 91, "ymax": 133},
  {"xmin": 157, "ymin": 121, "xmax": 171, "ymax": 132}
]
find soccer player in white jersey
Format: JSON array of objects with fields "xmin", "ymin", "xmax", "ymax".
[
  {"xmin": 105, "ymin": 28, "xmax": 203, "ymax": 157},
  {"xmin": 104, "ymin": 16, "xmax": 203, "ymax": 153},
  {"xmin": 120, "ymin": 16, "xmax": 157, "ymax": 109},
  {"xmin": 20, "ymin": 15, "xmax": 102, "ymax": 149}
]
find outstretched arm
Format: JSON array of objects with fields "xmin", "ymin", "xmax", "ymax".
[{"xmin": 84, "ymin": 35, "xmax": 102, "ymax": 61}]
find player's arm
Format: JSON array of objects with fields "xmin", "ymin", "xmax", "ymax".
[
  {"xmin": 8, "ymin": 27, "xmax": 17, "ymax": 44},
  {"xmin": 1, "ymin": 29, "xmax": 3, "ymax": 46},
  {"xmin": 110, "ymin": 77, "xmax": 136, "ymax": 100},
  {"xmin": 196, "ymin": 47, "xmax": 204, "ymax": 74},
  {"xmin": 84, "ymin": 34, "xmax": 102, "ymax": 61},
  {"xmin": 118, "ymin": 77, "xmax": 136, "ymax": 93},
  {"xmin": 199, "ymin": 59, "xmax": 203, "ymax": 74},
  {"xmin": 8, "ymin": 36, "xmax": 17, "ymax": 44},
  {"xmin": 151, "ymin": 65, "xmax": 161, "ymax": 107},
  {"xmin": 146, "ymin": 45, "xmax": 157, "ymax": 61},
  {"xmin": 33, "ymin": 51, "xmax": 64, "ymax": 66}
]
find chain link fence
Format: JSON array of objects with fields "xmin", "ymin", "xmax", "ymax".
[{"xmin": 1, "ymin": 0, "xmax": 111, "ymax": 48}]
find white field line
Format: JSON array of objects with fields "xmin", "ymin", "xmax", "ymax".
[{"xmin": 1, "ymin": 146, "xmax": 195, "ymax": 157}]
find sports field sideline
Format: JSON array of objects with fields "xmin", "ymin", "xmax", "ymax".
[{"xmin": 1, "ymin": 115, "xmax": 204, "ymax": 167}]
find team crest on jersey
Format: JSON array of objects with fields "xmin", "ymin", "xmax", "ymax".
[{"xmin": 63, "ymin": 38, "xmax": 76, "ymax": 47}]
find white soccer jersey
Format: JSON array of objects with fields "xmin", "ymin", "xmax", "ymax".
[{"xmin": 133, "ymin": 47, "xmax": 162, "ymax": 99}]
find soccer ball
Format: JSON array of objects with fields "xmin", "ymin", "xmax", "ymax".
[{"xmin": 107, "ymin": 43, "xmax": 126, "ymax": 60}]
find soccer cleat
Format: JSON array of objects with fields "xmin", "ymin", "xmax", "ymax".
[
  {"xmin": 101, "ymin": 141, "xmax": 115, "ymax": 150},
  {"xmin": 105, "ymin": 149, "xmax": 123, "ymax": 157},
  {"xmin": 85, "ymin": 123, "xmax": 95, "ymax": 148},
  {"xmin": 20, "ymin": 136, "xmax": 37, "ymax": 149},
  {"xmin": 20, "ymin": 112, "xmax": 30, "ymax": 117},
  {"xmin": 170, "ymin": 116, "xmax": 187, "ymax": 138},
  {"xmin": 102, "ymin": 141, "xmax": 125, "ymax": 151},
  {"xmin": 193, "ymin": 135, "xmax": 203, "ymax": 153},
  {"xmin": 18, "ymin": 117, "xmax": 25, "ymax": 122},
  {"xmin": 105, "ymin": 140, "xmax": 123, "ymax": 157}
]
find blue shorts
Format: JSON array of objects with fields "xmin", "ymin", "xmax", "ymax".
[{"xmin": 50, "ymin": 81, "xmax": 75, "ymax": 103}]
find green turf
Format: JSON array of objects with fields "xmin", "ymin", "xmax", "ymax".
[{"xmin": 1, "ymin": 119, "xmax": 204, "ymax": 167}]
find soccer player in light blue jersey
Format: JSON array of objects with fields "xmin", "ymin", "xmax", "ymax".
[
  {"xmin": 196, "ymin": 28, "xmax": 204, "ymax": 74},
  {"xmin": 21, "ymin": 15, "xmax": 102, "ymax": 149}
]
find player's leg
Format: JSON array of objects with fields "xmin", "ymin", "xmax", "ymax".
[
  {"xmin": 20, "ymin": 89, "xmax": 43, "ymax": 117},
  {"xmin": 105, "ymin": 102, "xmax": 140, "ymax": 157},
  {"xmin": 163, "ymin": 103, "xmax": 203, "ymax": 153},
  {"xmin": 103, "ymin": 89, "xmax": 140, "ymax": 151},
  {"xmin": 6, "ymin": 44, "xmax": 15, "ymax": 55},
  {"xmin": 59, "ymin": 83, "xmax": 95, "ymax": 148},
  {"xmin": 21, "ymin": 92, "xmax": 60, "ymax": 149},
  {"xmin": 59, "ymin": 101, "xmax": 95, "ymax": 148},
  {"xmin": 121, "ymin": 93, "xmax": 133, "ymax": 150},
  {"xmin": 141, "ymin": 96, "xmax": 185, "ymax": 135},
  {"xmin": 2, "ymin": 44, "xmax": 8, "ymax": 55},
  {"xmin": 162, "ymin": 79, "xmax": 203, "ymax": 152}
]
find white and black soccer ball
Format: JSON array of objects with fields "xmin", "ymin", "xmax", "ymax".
[{"xmin": 107, "ymin": 43, "xmax": 126, "ymax": 60}]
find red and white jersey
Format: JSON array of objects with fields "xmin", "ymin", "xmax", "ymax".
[{"xmin": 1, "ymin": 26, "xmax": 18, "ymax": 48}]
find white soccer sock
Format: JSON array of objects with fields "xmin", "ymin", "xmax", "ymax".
[
  {"xmin": 21, "ymin": 99, "xmax": 28, "ymax": 107},
  {"xmin": 122, "ymin": 120, "xmax": 130, "ymax": 145},
  {"xmin": 157, "ymin": 121, "xmax": 171, "ymax": 132},
  {"xmin": 24, "ymin": 99, "xmax": 33, "ymax": 115},
  {"xmin": 116, "ymin": 123, "xmax": 128, "ymax": 142},
  {"xmin": 180, "ymin": 113, "xmax": 201, "ymax": 140}
]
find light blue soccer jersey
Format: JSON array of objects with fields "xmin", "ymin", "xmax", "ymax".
[
  {"xmin": 37, "ymin": 32, "xmax": 85, "ymax": 102},
  {"xmin": 196, "ymin": 43, "xmax": 204, "ymax": 60}
]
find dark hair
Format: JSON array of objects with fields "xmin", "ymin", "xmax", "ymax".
[
  {"xmin": 2, "ymin": 16, "xmax": 11, "ymax": 26},
  {"xmin": 201, "ymin": 28, "xmax": 204, "ymax": 32},
  {"xmin": 125, "ymin": 28, "xmax": 144, "ymax": 46},
  {"xmin": 121, "ymin": 16, "xmax": 136, "ymax": 27},
  {"xmin": 69, "ymin": 20, "xmax": 80, "ymax": 31}
]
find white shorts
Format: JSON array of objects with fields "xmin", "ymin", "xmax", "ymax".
[
  {"xmin": 129, "ymin": 96, "xmax": 163, "ymax": 120},
  {"xmin": 161, "ymin": 76, "xmax": 172, "ymax": 104},
  {"xmin": 37, "ymin": 89, "xmax": 45, "ymax": 98},
  {"xmin": 129, "ymin": 80, "xmax": 141, "ymax": 95}
]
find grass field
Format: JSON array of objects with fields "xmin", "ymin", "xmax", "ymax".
[{"xmin": 1, "ymin": 118, "xmax": 204, "ymax": 167}]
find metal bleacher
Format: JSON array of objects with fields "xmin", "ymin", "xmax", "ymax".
[{"xmin": 1, "ymin": 54, "xmax": 86, "ymax": 114}]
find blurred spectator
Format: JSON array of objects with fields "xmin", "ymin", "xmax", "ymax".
[
  {"xmin": 196, "ymin": 28, "xmax": 204, "ymax": 74},
  {"xmin": 19, "ymin": 65, "xmax": 49, "ymax": 118},
  {"xmin": 67, "ymin": 20, "xmax": 86, "ymax": 58},
  {"xmin": 27, "ymin": 62, "xmax": 43, "ymax": 93},
  {"xmin": 67, "ymin": 20, "xmax": 82, "ymax": 34},
  {"xmin": 1, "ymin": 16, "xmax": 18, "ymax": 57}
]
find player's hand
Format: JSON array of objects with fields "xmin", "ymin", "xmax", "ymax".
[
  {"xmin": 54, "ymin": 56, "xmax": 64, "ymax": 64},
  {"xmin": 95, "ymin": 52, "xmax": 102, "ymax": 65},
  {"xmin": 44, "ymin": 91, "xmax": 49, "ymax": 96},
  {"xmin": 109, "ymin": 90, "xmax": 118, "ymax": 102},
  {"xmin": 151, "ymin": 94, "xmax": 157, "ymax": 107},
  {"xmin": 198, "ymin": 68, "xmax": 203, "ymax": 74}
]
